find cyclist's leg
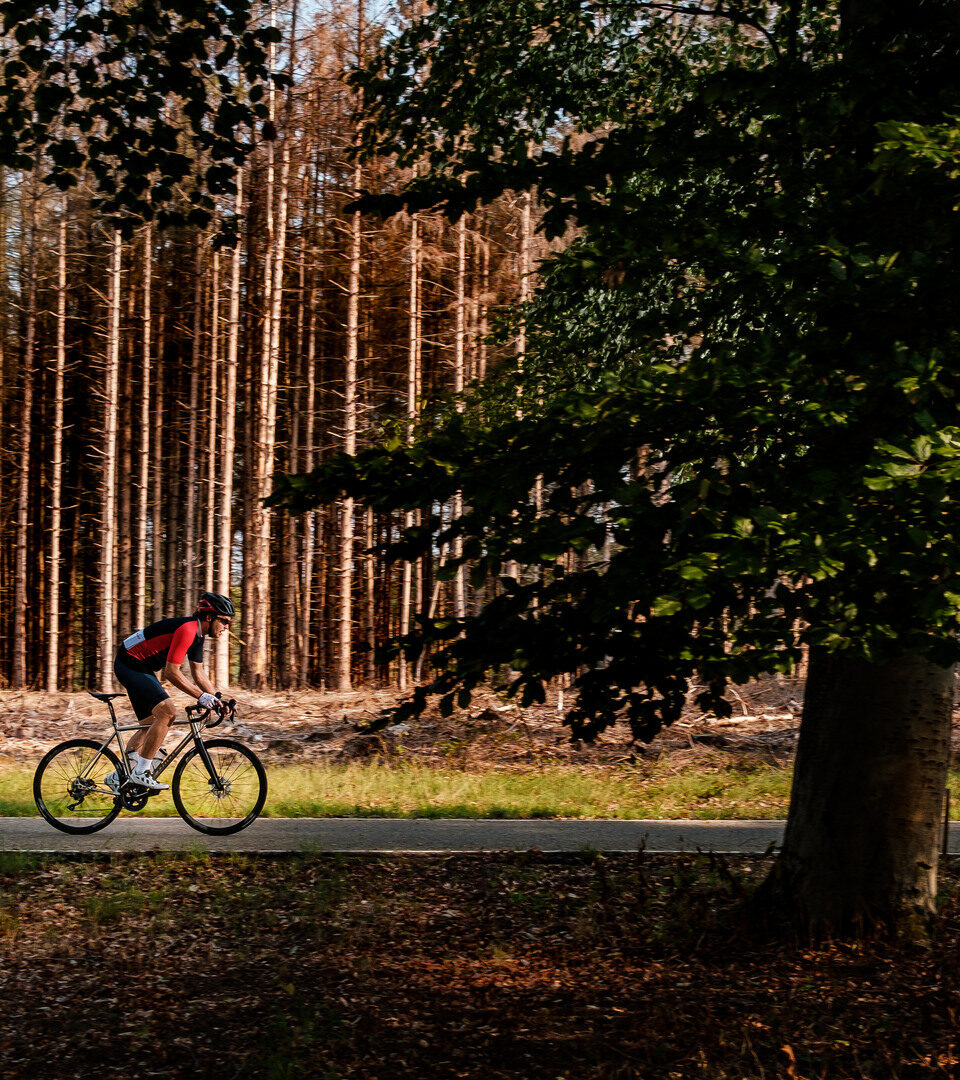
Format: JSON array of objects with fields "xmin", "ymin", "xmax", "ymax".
[
  {"xmin": 135, "ymin": 698, "xmax": 177, "ymax": 761},
  {"xmin": 114, "ymin": 655, "xmax": 171, "ymax": 764}
]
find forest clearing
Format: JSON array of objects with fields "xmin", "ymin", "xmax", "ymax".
[{"xmin": 4, "ymin": 677, "xmax": 960, "ymax": 820}]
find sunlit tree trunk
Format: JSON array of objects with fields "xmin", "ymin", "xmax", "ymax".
[
  {"xmin": 399, "ymin": 210, "xmax": 421, "ymax": 690},
  {"xmin": 217, "ymin": 171, "xmax": 243, "ymax": 689},
  {"xmin": 99, "ymin": 230, "xmax": 122, "ymax": 688},
  {"xmin": 151, "ymin": 308, "xmax": 165, "ymax": 621},
  {"xmin": 205, "ymin": 243, "xmax": 220, "ymax": 594},
  {"xmin": 451, "ymin": 214, "xmax": 467, "ymax": 620},
  {"xmin": 300, "ymin": 232, "xmax": 318, "ymax": 688},
  {"xmin": 184, "ymin": 237, "xmax": 203, "ymax": 607},
  {"xmin": 338, "ymin": 150, "xmax": 362, "ymax": 690},
  {"xmin": 135, "ymin": 221, "xmax": 152, "ymax": 630},
  {"xmin": 46, "ymin": 210, "xmax": 68, "ymax": 691},
  {"xmin": 13, "ymin": 181, "xmax": 38, "ymax": 688}
]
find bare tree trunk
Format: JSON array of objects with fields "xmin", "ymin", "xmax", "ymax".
[
  {"xmin": 99, "ymin": 230, "xmax": 122, "ymax": 688},
  {"xmin": 13, "ymin": 181, "xmax": 39, "ymax": 688},
  {"xmin": 205, "ymin": 243, "xmax": 220, "ymax": 593},
  {"xmin": 364, "ymin": 504, "xmax": 375, "ymax": 684},
  {"xmin": 217, "ymin": 171, "xmax": 243, "ymax": 688},
  {"xmin": 338, "ymin": 167, "xmax": 362, "ymax": 689},
  {"xmin": 300, "ymin": 238, "xmax": 318, "ymax": 688},
  {"xmin": 399, "ymin": 210, "xmax": 421, "ymax": 690},
  {"xmin": 118, "ymin": 337, "xmax": 133, "ymax": 635},
  {"xmin": 451, "ymin": 214, "xmax": 467, "ymax": 620},
  {"xmin": 151, "ymin": 309, "xmax": 165, "ymax": 621},
  {"xmin": 46, "ymin": 211, "xmax": 67, "ymax": 691},
  {"xmin": 184, "ymin": 237, "xmax": 203, "ymax": 607},
  {"xmin": 478, "ymin": 236, "xmax": 489, "ymax": 381},
  {"xmin": 135, "ymin": 222, "xmax": 152, "ymax": 630}
]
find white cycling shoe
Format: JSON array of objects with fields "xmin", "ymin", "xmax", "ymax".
[
  {"xmin": 104, "ymin": 769, "xmax": 122, "ymax": 794},
  {"xmin": 130, "ymin": 769, "xmax": 169, "ymax": 791}
]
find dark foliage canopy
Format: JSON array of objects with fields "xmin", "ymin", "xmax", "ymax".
[
  {"xmin": 274, "ymin": 0, "xmax": 960, "ymax": 741},
  {"xmin": 0, "ymin": 0, "xmax": 281, "ymax": 229}
]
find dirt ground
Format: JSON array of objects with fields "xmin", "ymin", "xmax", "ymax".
[
  {"xmin": 4, "ymin": 673, "xmax": 958, "ymax": 771},
  {"xmin": 1, "ymin": 852, "xmax": 959, "ymax": 1080}
]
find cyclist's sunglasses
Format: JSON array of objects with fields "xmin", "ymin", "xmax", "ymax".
[{"xmin": 214, "ymin": 616, "xmax": 233, "ymax": 627}]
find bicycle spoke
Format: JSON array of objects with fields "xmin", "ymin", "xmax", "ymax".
[
  {"xmin": 173, "ymin": 740, "xmax": 266, "ymax": 833},
  {"xmin": 34, "ymin": 740, "xmax": 121, "ymax": 832}
]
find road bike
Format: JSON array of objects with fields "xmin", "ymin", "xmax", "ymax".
[{"xmin": 33, "ymin": 692, "xmax": 267, "ymax": 836}]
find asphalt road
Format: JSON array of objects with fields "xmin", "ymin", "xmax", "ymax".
[{"xmin": 2, "ymin": 817, "xmax": 959, "ymax": 855}]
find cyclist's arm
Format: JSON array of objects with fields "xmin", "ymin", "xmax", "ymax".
[
  {"xmin": 161, "ymin": 622, "xmax": 206, "ymax": 701},
  {"xmin": 162, "ymin": 661, "xmax": 205, "ymax": 700},
  {"xmin": 190, "ymin": 660, "xmax": 216, "ymax": 697}
]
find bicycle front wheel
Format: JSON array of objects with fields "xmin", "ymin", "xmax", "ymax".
[
  {"xmin": 34, "ymin": 739, "xmax": 123, "ymax": 835},
  {"xmin": 172, "ymin": 739, "xmax": 267, "ymax": 835}
]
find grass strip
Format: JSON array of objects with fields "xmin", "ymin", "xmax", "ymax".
[{"xmin": 4, "ymin": 759, "xmax": 960, "ymax": 820}]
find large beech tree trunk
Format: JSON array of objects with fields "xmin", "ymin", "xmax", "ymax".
[{"xmin": 760, "ymin": 649, "xmax": 953, "ymax": 933}]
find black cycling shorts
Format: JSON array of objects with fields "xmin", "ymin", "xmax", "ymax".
[{"xmin": 114, "ymin": 652, "xmax": 169, "ymax": 722}]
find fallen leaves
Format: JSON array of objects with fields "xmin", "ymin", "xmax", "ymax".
[{"xmin": 0, "ymin": 853, "xmax": 957, "ymax": 1078}]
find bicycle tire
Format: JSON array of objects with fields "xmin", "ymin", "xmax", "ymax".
[
  {"xmin": 171, "ymin": 738, "xmax": 267, "ymax": 835},
  {"xmin": 34, "ymin": 739, "xmax": 123, "ymax": 835}
]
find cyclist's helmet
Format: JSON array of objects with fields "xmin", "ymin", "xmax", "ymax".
[{"xmin": 197, "ymin": 592, "xmax": 235, "ymax": 620}]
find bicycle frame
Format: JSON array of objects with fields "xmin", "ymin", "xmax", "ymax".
[{"xmin": 79, "ymin": 697, "xmax": 217, "ymax": 785}]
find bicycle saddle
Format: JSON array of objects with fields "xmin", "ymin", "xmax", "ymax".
[{"xmin": 88, "ymin": 691, "xmax": 124, "ymax": 702}]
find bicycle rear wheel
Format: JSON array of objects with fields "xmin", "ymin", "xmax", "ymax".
[
  {"xmin": 34, "ymin": 739, "xmax": 122, "ymax": 835},
  {"xmin": 172, "ymin": 739, "xmax": 266, "ymax": 835}
]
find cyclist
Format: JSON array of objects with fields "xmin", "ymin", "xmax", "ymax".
[{"xmin": 105, "ymin": 592, "xmax": 235, "ymax": 793}]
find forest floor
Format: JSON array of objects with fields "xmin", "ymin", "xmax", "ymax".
[
  {"xmin": 0, "ymin": 673, "xmax": 830, "ymax": 769},
  {"xmin": 3, "ymin": 671, "xmax": 960, "ymax": 771},
  {"xmin": 0, "ymin": 849, "xmax": 958, "ymax": 1079}
]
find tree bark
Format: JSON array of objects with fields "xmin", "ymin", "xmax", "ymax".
[
  {"xmin": 13, "ymin": 181, "xmax": 38, "ymax": 689},
  {"xmin": 46, "ymin": 211, "xmax": 68, "ymax": 691},
  {"xmin": 135, "ymin": 221, "xmax": 152, "ymax": 630},
  {"xmin": 216, "ymin": 170, "xmax": 243, "ymax": 689},
  {"xmin": 99, "ymin": 230, "xmax": 122, "ymax": 688},
  {"xmin": 759, "ymin": 649, "xmax": 954, "ymax": 934},
  {"xmin": 184, "ymin": 237, "xmax": 203, "ymax": 607}
]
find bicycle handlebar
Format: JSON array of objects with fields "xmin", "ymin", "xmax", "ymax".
[{"xmin": 185, "ymin": 694, "xmax": 237, "ymax": 728}]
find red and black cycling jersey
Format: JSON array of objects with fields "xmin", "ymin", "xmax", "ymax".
[{"xmin": 117, "ymin": 616, "xmax": 204, "ymax": 673}]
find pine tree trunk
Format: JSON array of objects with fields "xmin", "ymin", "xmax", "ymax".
[
  {"xmin": 759, "ymin": 649, "xmax": 954, "ymax": 934},
  {"xmin": 118, "ymin": 338, "xmax": 133, "ymax": 636},
  {"xmin": 46, "ymin": 211, "xmax": 67, "ymax": 691},
  {"xmin": 205, "ymin": 244, "xmax": 220, "ymax": 594},
  {"xmin": 184, "ymin": 237, "xmax": 203, "ymax": 608},
  {"xmin": 151, "ymin": 309, "xmax": 165, "ymax": 620},
  {"xmin": 217, "ymin": 171, "xmax": 243, "ymax": 689},
  {"xmin": 338, "ymin": 162, "xmax": 362, "ymax": 691},
  {"xmin": 300, "ymin": 242, "xmax": 318, "ymax": 688},
  {"xmin": 451, "ymin": 215, "xmax": 467, "ymax": 620},
  {"xmin": 99, "ymin": 230, "xmax": 122, "ymax": 688},
  {"xmin": 399, "ymin": 210, "xmax": 421, "ymax": 690},
  {"xmin": 135, "ymin": 221, "xmax": 152, "ymax": 630},
  {"xmin": 13, "ymin": 183, "xmax": 37, "ymax": 689}
]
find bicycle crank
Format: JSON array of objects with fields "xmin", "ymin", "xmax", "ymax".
[{"xmin": 119, "ymin": 785, "xmax": 150, "ymax": 812}]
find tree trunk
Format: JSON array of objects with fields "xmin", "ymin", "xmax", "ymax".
[
  {"xmin": 184, "ymin": 237, "xmax": 203, "ymax": 607},
  {"xmin": 338, "ymin": 164, "xmax": 362, "ymax": 690},
  {"xmin": 151, "ymin": 310, "xmax": 165, "ymax": 621},
  {"xmin": 399, "ymin": 210, "xmax": 421, "ymax": 690},
  {"xmin": 759, "ymin": 649, "xmax": 954, "ymax": 934},
  {"xmin": 135, "ymin": 221, "xmax": 152, "ymax": 630},
  {"xmin": 216, "ymin": 170, "xmax": 243, "ymax": 689},
  {"xmin": 99, "ymin": 230, "xmax": 122, "ymax": 688},
  {"xmin": 12, "ymin": 181, "xmax": 38, "ymax": 689},
  {"xmin": 46, "ymin": 212, "xmax": 67, "ymax": 691},
  {"xmin": 205, "ymin": 243, "xmax": 220, "ymax": 594}
]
